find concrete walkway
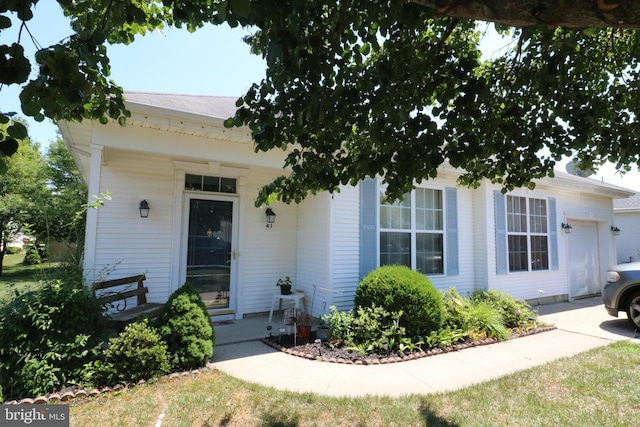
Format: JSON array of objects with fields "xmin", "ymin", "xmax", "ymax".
[{"xmin": 209, "ymin": 298, "xmax": 639, "ymax": 397}]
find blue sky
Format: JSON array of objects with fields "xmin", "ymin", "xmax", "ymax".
[{"xmin": 2, "ymin": 2, "xmax": 638, "ymax": 191}]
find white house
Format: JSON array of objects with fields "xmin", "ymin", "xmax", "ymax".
[
  {"xmin": 58, "ymin": 92, "xmax": 633, "ymax": 320},
  {"xmin": 613, "ymin": 193, "xmax": 640, "ymax": 264}
]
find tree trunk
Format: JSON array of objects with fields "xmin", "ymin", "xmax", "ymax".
[{"xmin": 413, "ymin": 0, "xmax": 640, "ymax": 29}]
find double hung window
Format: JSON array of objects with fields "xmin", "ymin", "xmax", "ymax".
[
  {"xmin": 506, "ymin": 196, "xmax": 549, "ymax": 272},
  {"xmin": 379, "ymin": 187, "xmax": 444, "ymax": 274}
]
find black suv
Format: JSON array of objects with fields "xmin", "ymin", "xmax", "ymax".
[{"xmin": 602, "ymin": 262, "xmax": 640, "ymax": 329}]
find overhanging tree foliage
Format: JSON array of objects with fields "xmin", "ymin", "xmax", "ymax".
[{"xmin": 3, "ymin": 1, "xmax": 640, "ymax": 205}]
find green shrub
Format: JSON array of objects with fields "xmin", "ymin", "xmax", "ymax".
[
  {"xmin": 22, "ymin": 247, "xmax": 41, "ymax": 265},
  {"xmin": 0, "ymin": 276, "xmax": 108, "ymax": 400},
  {"xmin": 426, "ymin": 326, "xmax": 467, "ymax": 348},
  {"xmin": 469, "ymin": 289, "xmax": 537, "ymax": 328},
  {"xmin": 441, "ymin": 287, "xmax": 468, "ymax": 330},
  {"xmin": 355, "ymin": 265, "xmax": 444, "ymax": 337},
  {"xmin": 322, "ymin": 306, "xmax": 355, "ymax": 346},
  {"xmin": 155, "ymin": 283, "xmax": 215, "ymax": 370},
  {"xmin": 321, "ymin": 305, "xmax": 413, "ymax": 355},
  {"xmin": 96, "ymin": 319, "xmax": 170, "ymax": 385},
  {"xmin": 5, "ymin": 246, "xmax": 21, "ymax": 255},
  {"xmin": 463, "ymin": 301, "xmax": 510, "ymax": 340}
]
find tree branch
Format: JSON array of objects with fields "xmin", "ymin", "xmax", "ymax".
[{"xmin": 413, "ymin": 0, "xmax": 640, "ymax": 29}]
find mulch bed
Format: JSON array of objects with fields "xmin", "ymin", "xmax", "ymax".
[{"xmin": 261, "ymin": 325, "xmax": 557, "ymax": 365}]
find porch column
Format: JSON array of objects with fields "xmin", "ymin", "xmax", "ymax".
[{"xmin": 83, "ymin": 144, "xmax": 103, "ymax": 283}]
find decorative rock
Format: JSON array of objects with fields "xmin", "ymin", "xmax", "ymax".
[
  {"xmin": 112, "ymin": 384, "xmax": 124, "ymax": 391},
  {"xmin": 169, "ymin": 373, "xmax": 180, "ymax": 379},
  {"xmin": 380, "ymin": 358, "xmax": 389, "ymax": 364},
  {"xmin": 89, "ymin": 389, "xmax": 101, "ymax": 397},
  {"xmin": 355, "ymin": 360, "xmax": 363, "ymax": 365},
  {"xmin": 33, "ymin": 396, "xmax": 49, "ymax": 404},
  {"xmin": 329, "ymin": 357, "xmax": 337, "ymax": 363},
  {"xmin": 369, "ymin": 359, "xmax": 380, "ymax": 365},
  {"xmin": 18, "ymin": 398, "xmax": 34, "ymax": 404},
  {"xmin": 74, "ymin": 390, "xmax": 88, "ymax": 399}
]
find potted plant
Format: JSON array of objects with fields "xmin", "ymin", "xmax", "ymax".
[
  {"xmin": 296, "ymin": 311, "xmax": 314, "ymax": 339},
  {"xmin": 276, "ymin": 276, "xmax": 293, "ymax": 295}
]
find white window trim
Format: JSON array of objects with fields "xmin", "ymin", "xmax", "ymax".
[
  {"xmin": 506, "ymin": 195, "xmax": 550, "ymax": 273},
  {"xmin": 378, "ymin": 184, "xmax": 448, "ymax": 276}
]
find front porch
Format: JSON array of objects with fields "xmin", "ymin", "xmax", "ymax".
[{"xmin": 214, "ymin": 313, "xmax": 299, "ymax": 345}]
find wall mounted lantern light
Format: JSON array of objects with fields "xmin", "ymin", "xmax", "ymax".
[
  {"xmin": 139, "ymin": 200, "xmax": 150, "ymax": 218},
  {"xmin": 561, "ymin": 222, "xmax": 573, "ymax": 234},
  {"xmin": 265, "ymin": 208, "xmax": 276, "ymax": 228},
  {"xmin": 611, "ymin": 226, "xmax": 621, "ymax": 236}
]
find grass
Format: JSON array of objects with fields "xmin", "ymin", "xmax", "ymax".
[
  {"xmin": 0, "ymin": 252, "xmax": 62, "ymax": 304},
  {"xmin": 68, "ymin": 341, "xmax": 640, "ymax": 426}
]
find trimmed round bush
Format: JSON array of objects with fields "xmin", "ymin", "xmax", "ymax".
[
  {"xmin": 155, "ymin": 283, "xmax": 215, "ymax": 370},
  {"xmin": 355, "ymin": 265, "xmax": 444, "ymax": 337},
  {"xmin": 97, "ymin": 319, "xmax": 170, "ymax": 385}
]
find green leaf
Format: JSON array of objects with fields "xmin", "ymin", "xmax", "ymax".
[
  {"xmin": 7, "ymin": 122, "xmax": 28, "ymax": 139},
  {"xmin": 0, "ymin": 138, "xmax": 19, "ymax": 157},
  {"xmin": 0, "ymin": 157, "xmax": 7, "ymax": 174},
  {"xmin": 0, "ymin": 15, "xmax": 11, "ymax": 30},
  {"xmin": 229, "ymin": 0, "xmax": 251, "ymax": 18}
]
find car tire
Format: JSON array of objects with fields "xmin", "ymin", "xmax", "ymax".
[{"xmin": 625, "ymin": 291, "xmax": 640, "ymax": 329}]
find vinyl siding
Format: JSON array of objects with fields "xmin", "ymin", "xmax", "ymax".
[
  {"xmin": 331, "ymin": 185, "xmax": 361, "ymax": 312},
  {"xmin": 229, "ymin": 169, "xmax": 298, "ymax": 315},
  {"xmin": 485, "ymin": 182, "xmax": 615, "ymax": 301},
  {"xmin": 91, "ymin": 151, "xmax": 175, "ymax": 303},
  {"xmin": 296, "ymin": 193, "xmax": 331, "ymax": 316}
]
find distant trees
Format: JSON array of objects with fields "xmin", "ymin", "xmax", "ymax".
[
  {"xmin": 0, "ymin": 121, "xmax": 86, "ymax": 274},
  {"xmin": 0, "ymin": 122, "xmax": 47, "ymax": 274}
]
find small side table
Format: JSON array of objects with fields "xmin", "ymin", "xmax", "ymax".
[{"xmin": 269, "ymin": 291, "xmax": 305, "ymax": 323}]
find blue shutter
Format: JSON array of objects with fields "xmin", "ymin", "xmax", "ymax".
[
  {"xmin": 360, "ymin": 178, "xmax": 378, "ymax": 279},
  {"xmin": 445, "ymin": 187, "xmax": 459, "ymax": 275},
  {"xmin": 494, "ymin": 191, "xmax": 508, "ymax": 275},
  {"xmin": 548, "ymin": 197, "xmax": 559, "ymax": 270}
]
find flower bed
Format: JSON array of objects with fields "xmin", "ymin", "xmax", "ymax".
[{"xmin": 261, "ymin": 325, "xmax": 556, "ymax": 365}]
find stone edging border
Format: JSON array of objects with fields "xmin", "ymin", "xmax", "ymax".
[
  {"xmin": 2, "ymin": 363, "xmax": 219, "ymax": 406},
  {"xmin": 260, "ymin": 325, "xmax": 557, "ymax": 365}
]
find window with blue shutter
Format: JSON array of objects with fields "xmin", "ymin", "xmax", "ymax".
[{"xmin": 376, "ymin": 184, "xmax": 459, "ymax": 276}]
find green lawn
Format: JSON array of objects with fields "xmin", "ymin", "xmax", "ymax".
[
  {"xmin": 0, "ymin": 252, "xmax": 61, "ymax": 304},
  {"xmin": 69, "ymin": 341, "xmax": 640, "ymax": 426}
]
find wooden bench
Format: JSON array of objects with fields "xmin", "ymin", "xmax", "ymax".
[{"xmin": 93, "ymin": 274, "xmax": 164, "ymax": 330}]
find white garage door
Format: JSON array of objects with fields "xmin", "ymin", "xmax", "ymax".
[{"xmin": 568, "ymin": 221, "xmax": 601, "ymax": 298}]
